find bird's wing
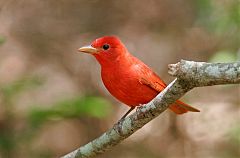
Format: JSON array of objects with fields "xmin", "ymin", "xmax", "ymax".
[
  {"xmin": 133, "ymin": 60, "xmax": 200, "ymax": 114},
  {"xmin": 137, "ymin": 65, "xmax": 167, "ymax": 93},
  {"xmin": 139, "ymin": 73, "xmax": 200, "ymax": 113}
]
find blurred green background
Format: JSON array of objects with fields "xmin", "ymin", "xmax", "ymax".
[{"xmin": 0, "ymin": 0, "xmax": 239, "ymax": 158}]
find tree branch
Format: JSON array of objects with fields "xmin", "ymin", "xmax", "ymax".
[
  {"xmin": 168, "ymin": 60, "xmax": 240, "ymax": 86},
  {"xmin": 61, "ymin": 60, "xmax": 240, "ymax": 158}
]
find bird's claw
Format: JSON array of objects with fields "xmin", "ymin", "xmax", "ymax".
[{"xmin": 136, "ymin": 104, "xmax": 144, "ymax": 112}]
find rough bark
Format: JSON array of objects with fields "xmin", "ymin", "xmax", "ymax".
[
  {"xmin": 61, "ymin": 60, "xmax": 240, "ymax": 158},
  {"xmin": 169, "ymin": 60, "xmax": 240, "ymax": 86}
]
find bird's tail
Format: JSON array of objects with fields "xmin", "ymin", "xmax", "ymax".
[{"xmin": 169, "ymin": 100, "xmax": 200, "ymax": 114}]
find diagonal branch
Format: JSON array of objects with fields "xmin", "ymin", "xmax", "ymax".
[{"xmin": 61, "ymin": 60, "xmax": 240, "ymax": 158}]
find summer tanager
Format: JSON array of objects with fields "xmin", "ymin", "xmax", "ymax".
[{"xmin": 78, "ymin": 36, "xmax": 200, "ymax": 118}]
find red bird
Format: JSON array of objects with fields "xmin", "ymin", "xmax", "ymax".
[{"xmin": 79, "ymin": 36, "xmax": 199, "ymax": 118}]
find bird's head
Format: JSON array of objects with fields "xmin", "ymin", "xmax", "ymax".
[{"xmin": 78, "ymin": 36, "xmax": 128, "ymax": 65}]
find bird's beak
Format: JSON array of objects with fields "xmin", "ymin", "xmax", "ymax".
[{"xmin": 78, "ymin": 45, "xmax": 98, "ymax": 54}]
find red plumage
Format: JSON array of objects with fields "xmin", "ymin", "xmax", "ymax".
[{"xmin": 79, "ymin": 36, "xmax": 200, "ymax": 116}]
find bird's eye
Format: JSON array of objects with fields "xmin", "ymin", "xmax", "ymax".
[{"xmin": 102, "ymin": 44, "xmax": 110, "ymax": 50}]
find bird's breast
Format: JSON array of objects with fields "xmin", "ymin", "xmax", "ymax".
[{"xmin": 101, "ymin": 66, "xmax": 158, "ymax": 106}]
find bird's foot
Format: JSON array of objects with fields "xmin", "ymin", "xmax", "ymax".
[{"xmin": 137, "ymin": 104, "xmax": 146, "ymax": 110}]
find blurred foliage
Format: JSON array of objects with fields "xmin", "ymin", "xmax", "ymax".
[
  {"xmin": 1, "ymin": 76, "xmax": 44, "ymax": 101},
  {"xmin": 28, "ymin": 96, "xmax": 112, "ymax": 128},
  {"xmin": 196, "ymin": 0, "xmax": 239, "ymax": 63},
  {"xmin": 196, "ymin": 0, "xmax": 240, "ymax": 52},
  {"xmin": 209, "ymin": 50, "xmax": 237, "ymax": 62},
  {"xmin": 229, "ymin": 124, "xmax": 240, "ymax": 145},
  {"xmin": 0, "ymin": 77, "xmax": 44, "ymax": 157},
  {"xmin": 0, "ymin": 134, "xmax": 14, "ymax": 155},
  {"xmin": 0, "ymin": 76, "xmax": 112, "ymax": 158},
  {"xmin": 196, "ymin": 0, "xmax": 240, "ymax": 33},
  {"xmin": 195, "ymin": 0, "xmax": 213, "ymax": 22},
  {"xmin": 0, "ymin": 36, "xmax": 5, "ymax": 45}
]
